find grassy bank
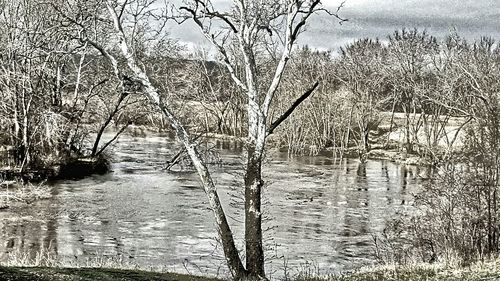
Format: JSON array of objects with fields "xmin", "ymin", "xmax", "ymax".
[
  {"xmin": 1, "ymin": 262, "xmax": 500, "ymax": 281},
  {"xmin": 0, "ymin": 267, "xmax": 222, "ymax": 281},
  {"xmin": 321, "ymin": 263, "xmax": 500, "ymax": 281}
]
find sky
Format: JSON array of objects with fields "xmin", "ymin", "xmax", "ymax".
[{"xmin": 166, "ymin": 0, "xmax": 500, "ymax": 52}]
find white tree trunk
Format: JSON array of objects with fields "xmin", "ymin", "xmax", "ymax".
[{"xmin": 104, "ymin": 3, "xmax": 246, "ymax": 278}]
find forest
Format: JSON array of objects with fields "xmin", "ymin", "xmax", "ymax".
[{"xmin": 0, "ymin": 0, "xmax": 500, "ymax": 281}]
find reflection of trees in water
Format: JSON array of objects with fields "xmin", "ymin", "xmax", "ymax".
[
  {"xmin": 356, "ymin": 163, "xmax": 367, "ymax": 179},
  {"xmin": 0, "ymin": 201, "xmax": 58, "ymax": 262},
  {"xmin": 400, "ymin": 165, "xmax": 408, "ymax": 189},
  {"xmin": 399, "ymin": 164, "xmax": 422, "ymax": 190},
  {"xmin": 342, "ymin": 162, "xmax": 370, "ymax": 237},
  {"xmin": 336, "ymin": 160, "xmax": 420, "ymax": 262},
  {"xmin": 398, "ymin": 164, "xmax": 423, "ymax": 205},
  {"xmin": 215, "ymin": 139, "xmax": 244, "ymax": 153},
  {"xmin": 62, "ymin": 187, "xmax": 146, "ymax": 262},
  {"xmin": 59, "ymin": 177, "xmax": 217, "ymax": 269},
  {"xmin": 0, "ymin": 150, "xmax": 422, "ymax": 274},
  {"xmin": 382, "ymin": 161, "xmax": 394, "ymax": 206},
  {"xmin": 320, "ymin": 160, "xmax": 370, "ymax": 262}
]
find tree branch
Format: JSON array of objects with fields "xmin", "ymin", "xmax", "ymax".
[
  {"xmin": 267, "ymin": 81, "xmax": 319, "ymax": 135},
  {"xmin": 180, "ymin": 5, "xmax": 248, "ymax": 93},
  {"xmin": 180, "ymin": 1, "xmax": 238, "ymax": 33},
  {"xmin": 118, "ymin": 0, "xmax": 129, "ymax": 20}
]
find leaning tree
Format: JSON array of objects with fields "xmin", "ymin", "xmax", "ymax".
[{"xmin": 52, "ymin": 0, "xmax": 344, "ymax": 279}]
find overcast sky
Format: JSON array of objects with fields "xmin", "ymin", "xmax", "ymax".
[{"xmin": 167, "ymin": 0, "xmax": 500, "ymax": 52}]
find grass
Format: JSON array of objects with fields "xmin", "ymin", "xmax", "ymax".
[
  {"xmin": 0, "ymin": 267, "xmax": 222, "ymax": 281},
  {"xmin": 2, "ymin": 244, "xmax": 500, "ymax": 281},
  {"xmin": 312, "ymin": 261, "xmax": 500, "ymax": 281},
  {"xmin": 0, "ymin": 248, "xmax": 225, "ymax": 281},
  {"xmin": 0, "ymin": 181, "xmax": 51, "ymax": 208},
  {"xmin": 0, "ymin": 261, "xmax": 499, "ymax": 281}
]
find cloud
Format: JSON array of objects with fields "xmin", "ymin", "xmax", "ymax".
[
  {"xmin": 166, "ymin": 0, "xmax": 500, "ymax": 52},
  {"xmin": 298, "ymin": 0, "xmax": 500, "ymax": 51}
]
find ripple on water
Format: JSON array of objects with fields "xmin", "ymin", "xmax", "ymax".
[{"xmin": 0, "ymin": 134, "xmax": 421, "ymax": 278}]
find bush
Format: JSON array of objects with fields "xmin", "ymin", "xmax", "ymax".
[{"xmin": 376, "ymin": 163, "xmax": 500, "ymax": 266}]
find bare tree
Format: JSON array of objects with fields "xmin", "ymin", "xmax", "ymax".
[
  {"xmin": 386, "ymin": 29, "xmax": 439, "ymax": 154},
  {"xmin": 272, "ymin": 46, "xmax": 339, "ymax": 156},
  {"xmin": 178, "ymin": 1, "xmax": 345, "ymax": 278},
  {"xmin": 336, "ymin": 38, "xmax": 387, "ymax": 161},
  {"xmin": 0, "ymin": 0, "xmax": 81, "ymax": 169},
  {"xmin": 51, "ymin": 0, "xmax": 344, "ymax": 279}
]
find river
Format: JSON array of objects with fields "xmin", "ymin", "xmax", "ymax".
[{"xmin": 0, "ymin": 133, "xmax": 423, "ymax": 278}]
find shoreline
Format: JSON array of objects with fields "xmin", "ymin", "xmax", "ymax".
[
  {"xmin": 0, "ymin": 130, "xmax": 438, "ymax": 183},
  {"xmin": 0, "ymin": 157, "xmax": 110, "ymax": 183},
  {"xmin": 1, "ymin": 260, "xmax": 499, "ymax": 281}
]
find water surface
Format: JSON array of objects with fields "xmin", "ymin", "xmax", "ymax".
[{"xmin": 0, "ymin": 134, "xmax": 422, "ymax": 278}]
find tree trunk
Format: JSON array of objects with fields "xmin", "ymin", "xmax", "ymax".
[
  {"xmin": 345, "ymin": 106, "xmax": 354, "ymax": 151},
  {"xmin": 386, "ymin": 99, "xmax": 397, "ymax": 148},
  {"xmin": 363, "ymin": 126, "xmax": 370, "ymax": 153},
  {"xmin": 13, "ymin": 97, "xmax": 20, "ymax": 154},
  {"xmin": 100, "ymin": 7, "xmax": 248, "ymax": 275},
  {"xmin": 173, "ymin": 108, "xmax": 247, "ymax": 280},
  {"xmin": 91, "ymin": 93, "xmax": 127, "ymax": 157},
  {"xmin": 244, "ymin": 144, "xmax": 265, "ymax": 278},
  {"xmin": 20, "ymin": 93, "xmax": 31, "ymax": 171},
  {"xmin": 91, "ymin": 126, "xmax": 106, "ymax": 157},
  {"xmin": 404, "ymin": 106, "xmax": 412, "ymax": 154},
  {"xmin": 144, "ymin": 84, "xmax": 247, "ymax": 280}
]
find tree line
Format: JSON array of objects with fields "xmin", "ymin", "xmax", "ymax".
[
  {"xmin": 183, "ymin": 29, "xmax": 500, "ymax": 167},
  {"xmin": 2, "ymin": 2, "xmax": 498, "ymax": 171}
]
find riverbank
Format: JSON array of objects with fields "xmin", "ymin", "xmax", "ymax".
[
  {"xmin": 0, "ymin": 156, "xmax": 110, "ymax": 182},
  {"xmin": 0, "ymin": 267, "xmax": 220, "ymax": 281},
  {"xmin": 1, "ymin": 261, "xmax": 499, "ymax": 281},
  {"xmin": 0, "ymin": 121, "xmax": 449, "ymax": 183},
  {"xmin": 324, "ymin": 261, "xmax": 500, "ymax": 281}
]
